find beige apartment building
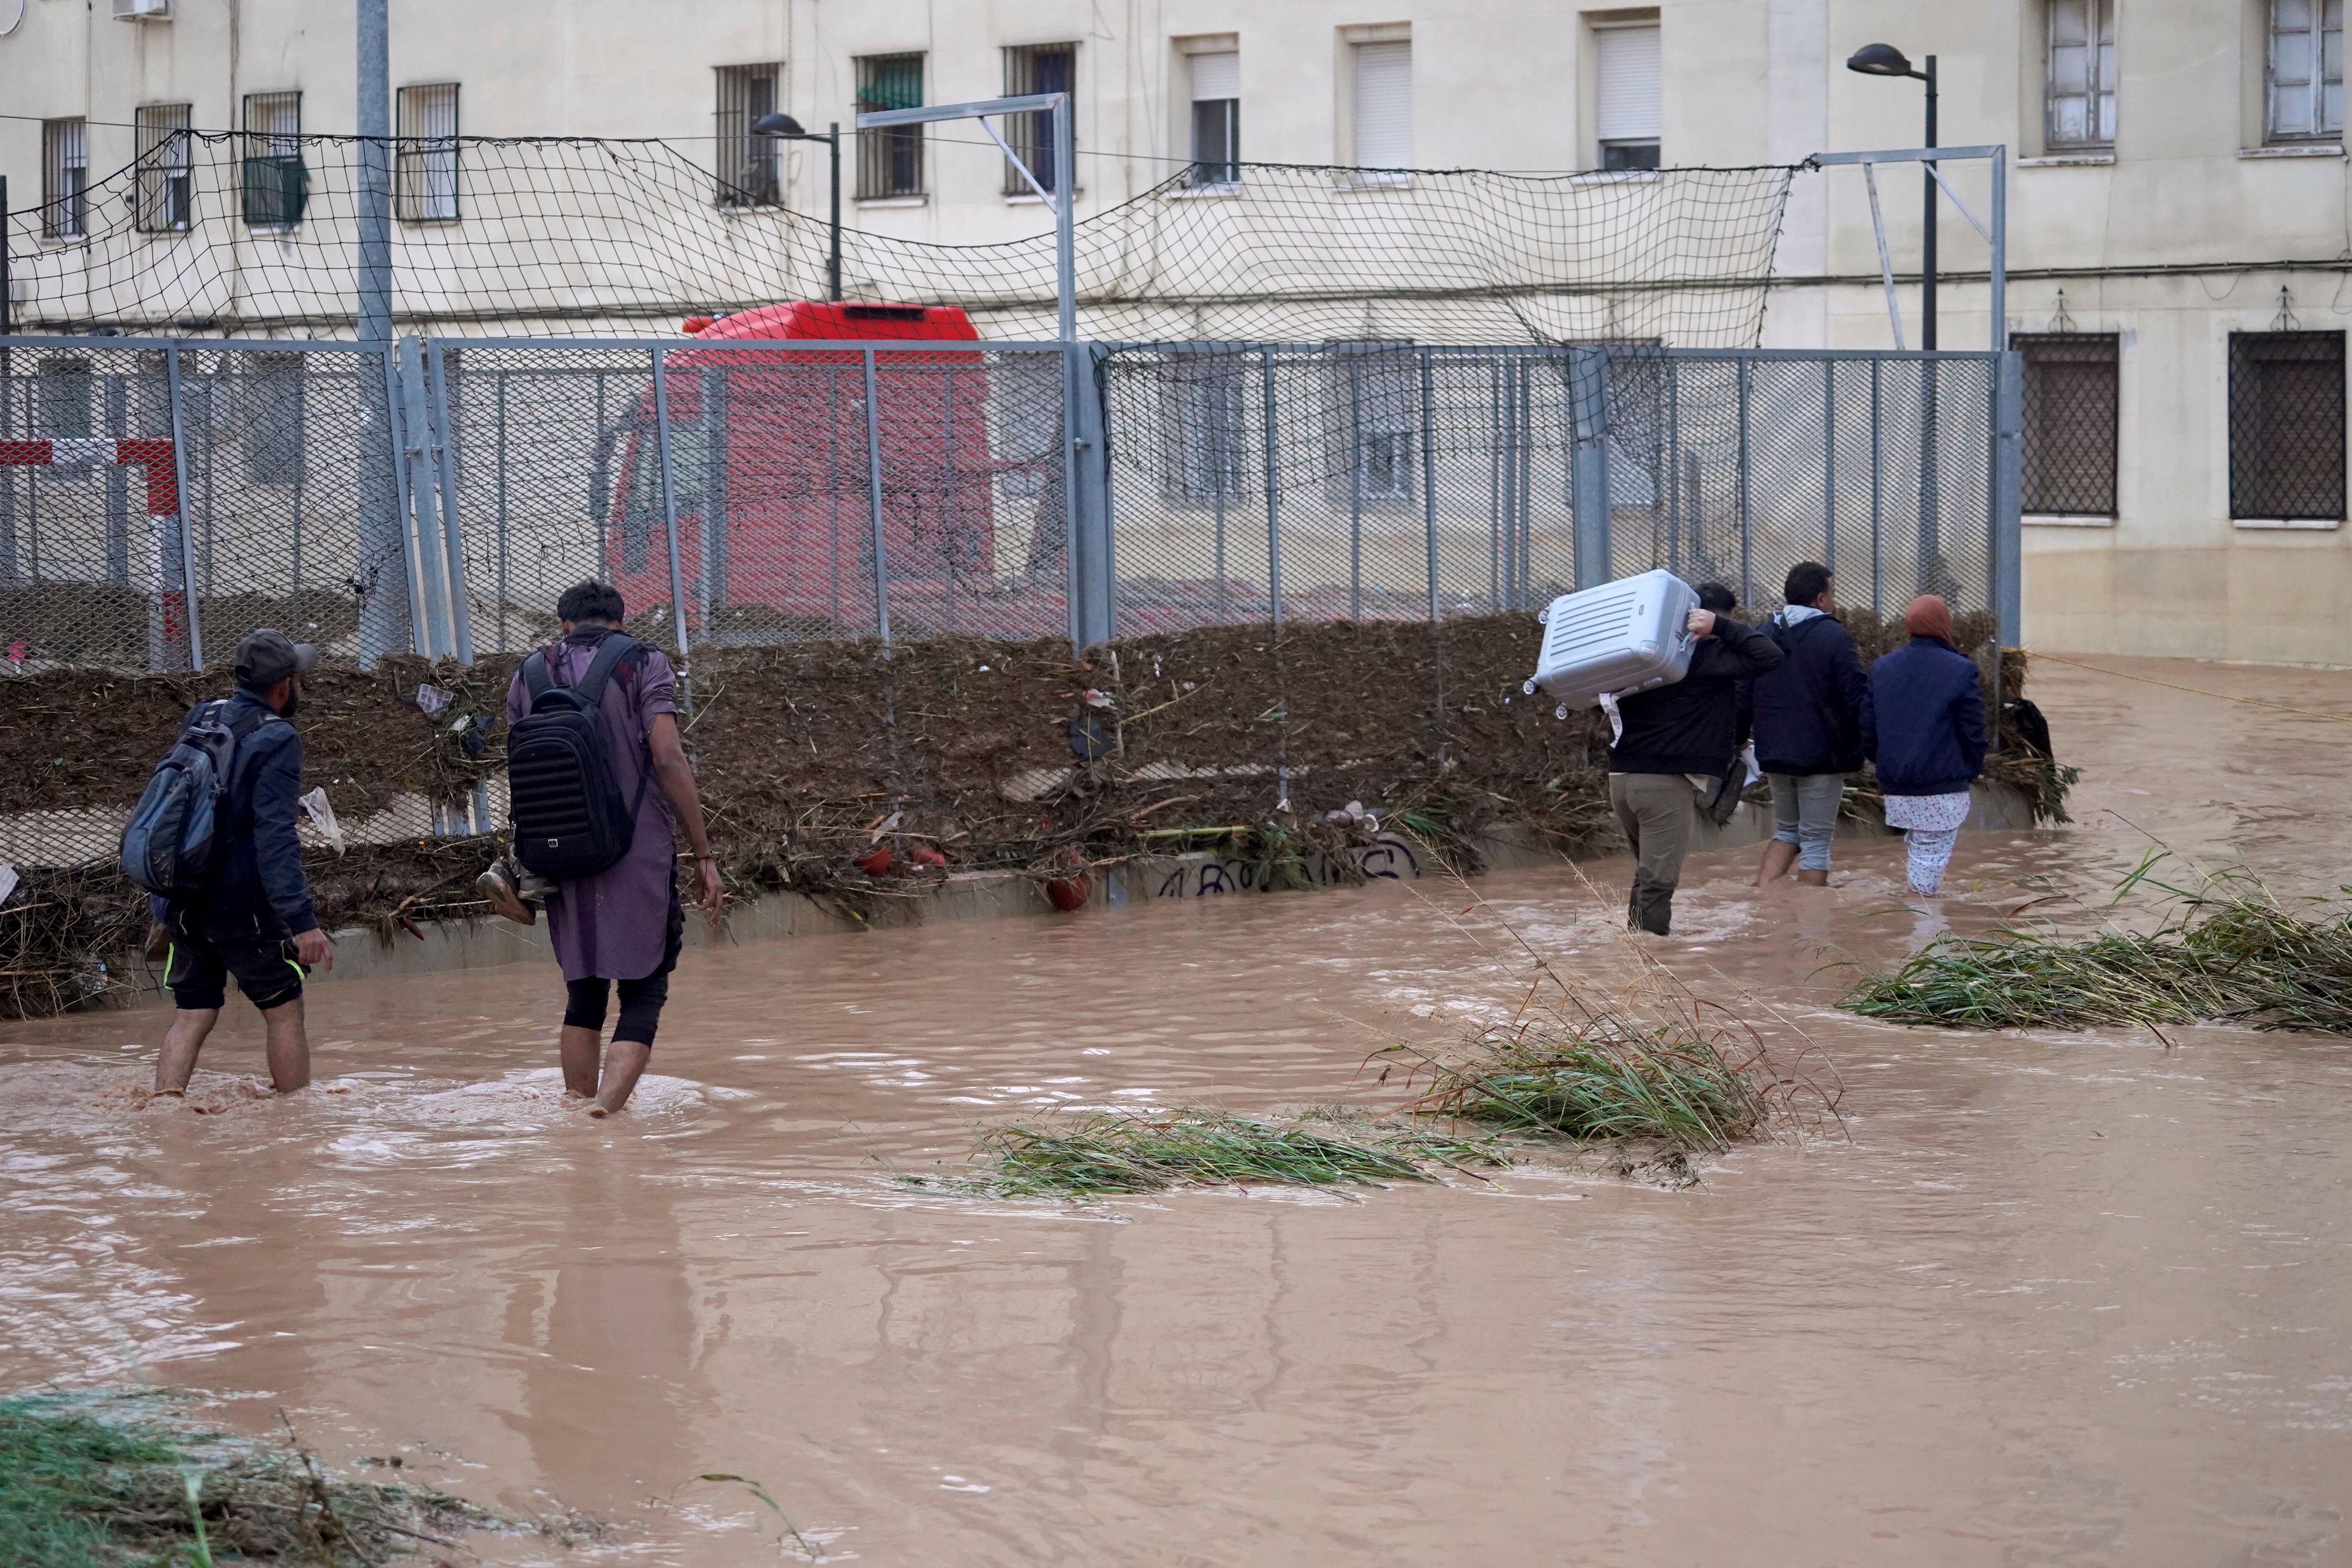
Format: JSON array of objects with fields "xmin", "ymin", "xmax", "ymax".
[{"xmin": 2, "ymin": 0, "xmax": 2348, "ymax": 664}]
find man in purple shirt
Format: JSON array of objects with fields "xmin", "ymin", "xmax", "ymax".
[{"xmin": 486, "ymin": 582, "xmax": 722, "ymax": 1115}]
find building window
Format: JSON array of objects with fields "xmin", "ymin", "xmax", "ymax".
[
  {"xmin": 135, "ymin": 105, "xmax": 194, "ymax": 233},
  {"xmin": 2046, "ymin": 0, "xmax": 2116, "ymax": 148},
  {"xmin": 36, "ymin": 356, "xmax": 93, "ymax": 440},
  {"xmin": 1188, "ymin": 50, "xmax": 1240, "ymax": 188},
  {"xmin": 1161, "ymin": 355, "xmax": 1248, "ymax": 503},
  {"xmin": 1329, "ymin": 344, "xmax": 1417, "ymax": 502},
  {"xmin": 396, "ymin": 84, "xmax": 461, "ymax": 222},
  {"xmin": 241, "ymin": 354, "xmax": 307, "ymax": 488},
  {"xmin": 1003, "ymin": 43, "xmax": 1077, "ymax": 197},
  {"xmin": 1593, "ymin": 19, "xmax": 1662, "ymax": 170},
  {"xmin": 2015, "ymin": 333, "xmax": 2119, "ymax": 516},
  {"xmin": 2268, "ymin": 0, "xmax": 2345, "ymax": 143},
  {"xmin": 714, "ymin": 63, "xmax": 783, "ymax": 207},
  {"xmin": 1351, "ymin": 39, "xmax": 1413, "ymax": 175},
  {"xmin": 42, "ymin": 119, "xmax": 88, "ymax": 239},
  {"xmin": 241, "ymin": 91, "xmax": 307, "ymax": 228},
  {"xmin": 2229, "ymin": 331, "xmax": 2345, "ymax": 521},
  {"xmin": 856, "ymin": 53, "xmax": 925, "ymax": 199}
]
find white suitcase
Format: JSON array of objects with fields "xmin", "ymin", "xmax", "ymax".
[{"xmin": 1522, "ymin": 569, "xmax": 1700, "ymax": 719}]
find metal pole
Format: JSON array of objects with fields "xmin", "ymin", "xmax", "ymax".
[
  {"xmin": 426, "ymin": 341, "xmax": 475, "ymax": 663},
  {"xmin": 398, "ymin": 336, "xmax": 452, "ymax": 658},
  {"xmin": 649, "ymin": 347, "xmax": 693, "ymax": 666},
  {"xmin": 1486, "ymin": 361, "xmax": 1501, "ymax": 609},
  {"xmin": 381, "ymin": 347, "xmax": 428, "ymax": 657},
  {"xmin": 827, "ymin": 126, "xmax": 843, "ymax": 303},
  {"xmin": 1823, "ymin": 358, "xmax": 1837, "ymax": 572},
  {"xmin": 1989, "ymin": 145, "xmax": 2007, "ymax": 352},
  {"xmin": 356, "ymin": 0, "xmax": 393, "ymax": 344},
  {"xmin": 1420, "ymin": 349, "xmax": 1439, "ymax": 622},
  {"xmin": 1054, "ymin": 96, "xmax": 1076, "ymax": 343},
  {"xmin": 861, "ymin": 346, "xmax": 892, "ymax": 649},
  {"xmin": 164, "ymin": 345, "xmax": 204, "ymax": 668},
  {"xmin": 1261, "ymin": 349, "xmax": 1283, "ymax": 631},
  {"xmin": 1736, "ymin": 356, "xmax": 1753, "ymax": 609},
  {"xmin": 1347, "ymin": 355, "xmax": 1363, "ymax": 620},
  {"xmin": 1870, "ymin": 358, "xmax": 1884, "ymax": 617},
  {"xmin": 1667, "ymin": 358, "xmax": 1681, "ymax": 579},
  {"xmin": 1069, "ymin": 344, "xmax": 1114, "ymax": 646},
  {"xmin": 1567, "ymin": 347, "xmax": 1613, "ymax": 590},
  {"xmin": 494, "ymin": 369, "xmax": 508, "ymax": 650},
  {"xmin": 1922, "ymin": 55, "xmax": 1938, "ymax": 353},
  {"xmin": 1992, "ymin": 350, "xmax": 2024, "ymax": 647},
  {"xmin": 0, "ymin": 176, "xmax": 11, "ymax": 338}
]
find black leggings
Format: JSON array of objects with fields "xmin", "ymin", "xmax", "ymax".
[{"xmin": 562, "ymin": 891, "xmax": 682, "ymax": 1047}]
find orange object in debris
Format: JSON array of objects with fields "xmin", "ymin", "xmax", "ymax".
[
  {"xmin": 854, "ymin": 846, "xmax": 895, "ymax": 876},
  {"xmin": 910, "ymin": 845, "xmax": 948, "ymax": 870},
  {"xmin": 1047, "ymin": 870, "xmax": 1092, "ymax": 911}
]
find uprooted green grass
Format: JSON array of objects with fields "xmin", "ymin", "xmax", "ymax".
[
  {"xmin": 934, "ymin": 1109, "xmax": 1506, "ymax": 1197},
  {"xmin": 1842, "ymin": 856, "xmax": 2352, "ymax": 1036},
  {"xmin": 0, "ymin": 1389, "xmax": 511, "ymax": 1567}
]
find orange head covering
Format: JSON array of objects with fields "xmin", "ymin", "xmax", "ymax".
[{"xmin": 1903, "ymin": 594, "xmax": 1954, "ymax": 645}]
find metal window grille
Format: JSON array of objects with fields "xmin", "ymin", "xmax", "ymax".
[
  {"xmin": 241, "ymin": 91, "xmax": 307, "ymax": 228},
  {"xmin": 2269, "ymin": 0, "xmax": 2346, "ymax": 141},
  {"xmin": 714, "ymin": 64, "xmax": 783, "ymax": 207},
  {"xmin": 1594, "ymin": 21, "xmax": 1662, "ymax": 171},
  {"xmin": 1003, "ymin": 44, "xmax": 1076, "ymax": 196},
  {"xmin": 2228, "ymin": 331, "xmax": 2346, "ymax": 520},
  {"xmin": 2015, "ymin": 332, "xmax": 2119, "ymax": 516},
  {"xmin": 134, "ymin": 105, "xmax": 194, "ymax": 233},
  {"xmin": 855, "ymin": 54, "xmax": 925, "ymax": 199},
  {"xmin": 41, "ymin": 118, "xmax": 88, "ymax": 239},
  {"xmin": 2046, "ymin": 0, "xmax": 2117, "ymax": 148},
  {"xmin": 1188, "ymin": 50, "xmax": 1240, "ymax": 188},
  {"xmin": 396, "ymin": 83, "xmax": 462, "ymax": 222},
  {"xmin": 240, "ymin": 353, "xmax": 308, "ymax": 488},
  {"xmin": 1327, "ymin": 343, "xmax": 1417, "ymax": 502}
]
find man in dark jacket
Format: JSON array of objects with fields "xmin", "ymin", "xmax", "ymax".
[
  {"xmin": 153, "ymin": 629, "xmax": 334, "ymax": 1097},
  {"xmin": 1749, "ymin": 561, "xmax": 1868, "ymax": 888},
  {"xmin": 1607, "ymin": 582, "xmax": 1784, "ymax": 935}
]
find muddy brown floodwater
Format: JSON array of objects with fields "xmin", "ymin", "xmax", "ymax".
[{"xmin": 4, "ymin": 655, "xmax": 2351, "ymax": 1566}]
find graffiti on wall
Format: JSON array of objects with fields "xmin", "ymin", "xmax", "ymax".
[{"xmin": 1148, "ymin": 833, "xmax": 1424, "ymax": 899}]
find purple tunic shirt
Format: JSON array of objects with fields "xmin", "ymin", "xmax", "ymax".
[{"xmin": 505, "ymin": 631, "xmax": 681, "ymax": 982}]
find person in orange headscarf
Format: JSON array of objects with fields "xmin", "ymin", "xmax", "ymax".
[{"xmin": 1859, "ymin": 595, "xmax": 1988, "ymax": 895}]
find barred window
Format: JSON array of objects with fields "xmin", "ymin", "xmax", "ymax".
[
  {"xmin": 241, "ymin": 353, "xmax": 307, "ymax": 488},
  {"xmin": 1326, "ymin": 342, "xmax": 1417, "ymax": 503},
  {"xmin": 135, "ymin": 105, "xmax": 195, "ymax": 233},
  {"xmin": 2015, "ymin": 333, "xmax": 2119, "ymax": 516},
  {"xmin": 41, "ymin": 118, "xmax": 88, "ymax": 239},
  {"xmin": 2268, "ymin": 0, "xmax": 2345, "ymax": 143},
  {"xmin": 2046, "ymin": 0, "xmax": 2116, "ymax": 148},
  {"xmin": 714, "ymin": 63, "xmax": 783, "ymax": 207},
  {"xmin": 396, "ymin": 83, "xmax": 461, "ymax": 222},
  {"xmin": 1003, "ymin": 44, "xmax": 1076, "ymax": 197},
  {"xmin": 2228, "ymin": 331, "xmax": 2345, "ymax": 521},
  {"xmin": 241, "ymin": 91, "xmax": 307, "ymax": 228},
  {"xmin": 1161, "ymin": 356, "xmax": 1248, "ymax": 503},
  {"xmin": 856, "ymin": 54, "xmax": 925, "ymax": 200}
]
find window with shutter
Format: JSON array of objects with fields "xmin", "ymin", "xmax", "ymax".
[
  {"xmin": 1189, "ymin": 50, "xmax": 1240, "ymax": 187},
  {"xmin": 241, "ymin": 92, "xmax": 307, "ymax": 228},
  {"xmin": 1594, "ymin": 22, "xmax": 1661, "ymax": 170},
  {"xmin": 135, "ymin": 105, "xmax": 194, "ymax": 233},
  {"xmin": 1352, "ymin": 41, "xmax": 1412, "ymax": 177},
  {"xmin": 397, "ymin": 84, "xmax": 462, "ymax": 222},
  {"xmin": 2268, "ymin": 0, "xmax": 2346, "ymax": 142},
  {"xmin": 2046, "ymin": 0, "xmax": 2116, "ymax": 149}
]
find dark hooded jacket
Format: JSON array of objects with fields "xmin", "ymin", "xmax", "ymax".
[{"xmin": 1607, "ymin": 616, "xmax": 1785, "ymax": 776}]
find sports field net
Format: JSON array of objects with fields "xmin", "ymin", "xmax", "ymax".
[{"xmin": 6, "ymin": 132, "xmax": 1794, "ymax": 345}]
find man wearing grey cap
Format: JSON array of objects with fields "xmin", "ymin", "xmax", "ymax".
[{"xmin": 150, "ymin": 628, "xmax": 336, "ymax": 1097}]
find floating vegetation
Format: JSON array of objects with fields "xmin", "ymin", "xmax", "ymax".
[
  {"xmin": 1843, "ymin": 862, "xmax": 2352, "ymax": 1036},
  {"xmin": 0, "ymin": 1388, "xmax": 522, "ymax": 1567},
  {"xmin": 937, "ymin": 1109, "xmax": 1506, "ymax": 1198}
]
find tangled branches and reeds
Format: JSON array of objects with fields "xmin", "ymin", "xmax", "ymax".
[
  {"xmin": 0, "ymin": 1388, "xmax": 531, "ymax": 1567},
  {"xmin": 1842, "ymin": 858, "xmax": 2352, "ymax": 1036}
]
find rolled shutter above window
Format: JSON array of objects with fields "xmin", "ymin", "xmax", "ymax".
[
  {"xmin": 1192, "ymin": 50, "xmax": 1238, "ymax": 103},
  {"xmin": 1352, "ymin": 41, "xmax": 1412, "ymax": 168},
  {"xmin": 1595, "ymin": 24, "xmax": 1662, "ymax": 143}
]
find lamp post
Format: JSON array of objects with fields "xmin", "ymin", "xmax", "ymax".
[
  {"xmin": 1846, "ymin": 43, "xmax": 1937, "ymax": 350},
  {"xmin": 752, "ymin": 113, "xmax": 842, "ymax": 303}
]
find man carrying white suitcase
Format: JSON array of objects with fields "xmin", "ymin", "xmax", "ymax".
[{"xmin": 1605, "ymin": 583, "xmax": 1784, "ymax": 935}]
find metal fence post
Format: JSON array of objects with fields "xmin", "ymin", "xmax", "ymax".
[
  {"xmin": 380, "ymin": 345, "xmax": 429, "ymax": 658},
  {"xmin": 397, "ymin": 336, "xmax": 453, "ymax": 658},
  {"xmin": 424, "ymin": 341, "xmax": 475, "ymax": 664},
  {"xmin": 163, "ymin": 344, "xmax": 204, "ymax": 669},
  {"xmin": 1823, "ymin": 358, "xmax": 1838, "ymax": 573},
  {"xmin": 1261, "ymin": 348, "xmax": 1283, "ymax": 631},
  {"xmin": 1869, "ymin": 358, "xmax": 1885, "ymax": 617},
  {"xmin": 701, "ymin": 363, "xmax": 728, "ymax": 633},
  {"xmin": 649, "ymin": 345, "xmax": 694, "ymax": 666},
  {"xmin": 1068, "ymin": 343, "xmax": 1115, "ymax": 647},
  {"xmin": 1420, "ymin": 349, "xmax": 1439, "ymax": 622},
  {"xmin": 1736, "ymin": 355, "xmax": 1754, "ymax": 609},
  {"xmin": 1567, "ymin": 346, "xmax": 1613, "ymax": 590},
  {"xmin": 860, "ymin": 345, "xmax": 892, "ymax": 649},
  {"xmin": 1347, "ymin": 353, "xmax": 1363, "ymax": 620},
  {"xmin": 1992, "ymin": 349, "xmax": 2024, "ymax": 647}
]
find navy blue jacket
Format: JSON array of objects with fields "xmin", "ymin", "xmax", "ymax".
[
  {"xmin": 1860, "ymin": 636, "xmax": 1989, "ymax": 797},
  {"xmin": 1744, "ymin": 610, "xmax": 1868, "ymax": 776},
  {"xmin": 170, "ymin": 692, "xmax": 318, "ymax": 938}
]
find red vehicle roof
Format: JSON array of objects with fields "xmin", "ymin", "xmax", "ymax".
[{"xmin": 690, "ymin": 301, "xmax": 981, "ymax": 341}]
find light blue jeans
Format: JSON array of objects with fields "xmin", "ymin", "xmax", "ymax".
[{"xmin": 1768, "ymin": 772, "xmax": 1844, "ymax": 872}]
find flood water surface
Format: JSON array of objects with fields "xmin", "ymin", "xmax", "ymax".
[{"xmin": 4, "ymin": 656, "xmax": 2350, "ymax": 1565}]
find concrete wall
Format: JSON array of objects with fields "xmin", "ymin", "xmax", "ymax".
[{"xmin": 4, "ymin": 0, "xmax": 2350, "ymax": 662}]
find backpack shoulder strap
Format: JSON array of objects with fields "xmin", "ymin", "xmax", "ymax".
[
  {"xmin": 523, "ymin": 647, "xmax": 559, "ymax": 699},
  {"xmin": 572, "ymin": 633, "xmax": 643, "ymax": 707}
]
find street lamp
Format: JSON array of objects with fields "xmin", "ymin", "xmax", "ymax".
[
  {"xmin": 752, "ymin": 112, "xmax": 842, "ymax": 303},
  {"xmin": 1846, "ymin": 43, "xmax": 1939, "ymax": 350}
]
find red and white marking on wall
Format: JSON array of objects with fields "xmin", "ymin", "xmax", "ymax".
[{"xmin": 0, "ymin": 437, "xmax": 194, "ymax": 669}]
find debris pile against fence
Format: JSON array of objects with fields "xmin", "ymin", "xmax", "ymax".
[
  {"xmin": 0, "ymin": 612, "xmax": 2070, "ymax": 1020},
  {"xmin": 6, "ymin": 132, "xmax": 1794, "ymax": 345}
]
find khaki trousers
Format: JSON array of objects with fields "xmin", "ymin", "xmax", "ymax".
[{"xmin": 1608, "ymin": 772, "xmax": 1696, "ymax": 935}]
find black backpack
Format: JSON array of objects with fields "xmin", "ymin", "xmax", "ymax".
[
  {"xmin": 119, "ymin": 699, "xmax": 279, "ymax": 897},
  {"xmin": 507, "ymin": 635, "xmax": 652, "ymax": 880}
]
